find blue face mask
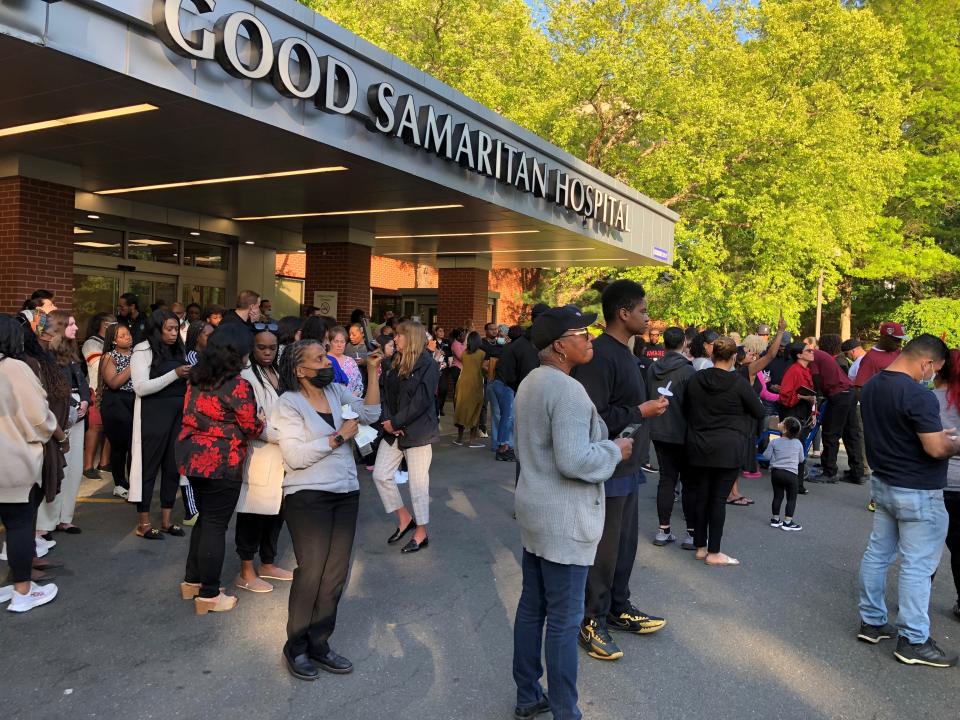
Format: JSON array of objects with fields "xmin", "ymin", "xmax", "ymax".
[{"xmin": 496, "ymin": 337, "xmax": 506, "ymax": 346}]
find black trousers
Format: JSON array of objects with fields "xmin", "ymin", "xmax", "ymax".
[
  {"xmin": 235, "ymin": 511, "xmax": 284, "ymax": 564},
  {"xmin": 285, "ymin": 489, "xmax": 359, "ymax": 657},
  {"xmin": 820, "ymin": 390, "xmax": 863, "ymax": 478},
  {"xmin": 436, "ymin": 369, "xmax": 450, "ymax": 416},
  {"xmin": 654, "ymin": 441, "xmax": 696, "ymax": 530},
  {"xmin": 101, "ymin": 389, "xmax": 134, "ymax": 489},
  {"xmin": 138, "ymin": 396, "xmax": 182, "ymax": 513},
  {"xmin": 0, "ymin": 486, "xmax": 42, "ymax": 584},
  {"xmin": 771, "ymin": 468, "xmax": 799, "ymax": 518},
  {"xmin": 584, "ymin": 491, "xmax": 639, "ymax": 622},
  {"xmin": 184, "ymin": 477, "xmax": 241, "ymax": 599},
  {"xmin": 689, "ymin": 466, "xmax": 739, "ymax": 554},
  {"xmin": 945, "ymin": 492, "xmax": 960, "ymax": 604},
  {"xmin": 448, "ymin": 367, "xmax": 461, "ymax": 411}
]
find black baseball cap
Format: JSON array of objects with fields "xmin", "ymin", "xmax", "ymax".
[
  {"xmin": 531, "ymin": 305, "xmax": 598, "ymax": 350},
  {"xmin": 840, "ymin": 338, "xmax": 861, "ymax": 352}
]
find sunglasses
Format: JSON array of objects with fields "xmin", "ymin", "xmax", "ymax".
[
  {"xmin": 558, "ymin": 328, "xmax": 591, "ymax": 340},
  {"xmin": 252, "ymin": 322, "xmax": 279, "ymax": 332}
]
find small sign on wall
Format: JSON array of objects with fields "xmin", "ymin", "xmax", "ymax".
[{"xmin": 313, "ymin": 291, "xmax": 338, "ymax": 318}]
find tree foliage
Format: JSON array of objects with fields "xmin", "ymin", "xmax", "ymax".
[{"xmin": 300, "ymin": 0, "xmax": 960, "ymax": 339}]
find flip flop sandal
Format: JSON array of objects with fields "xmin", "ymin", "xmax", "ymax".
[
  {"xmin": 726, "ymin": 497, "xmax": 751, "ymax": 506},
  {"xmin": 706, "ymin": 556, "xmax": 741, "ymax": 567},
  {"xmin": 162, "ymin": 525, "xmax": 186, "ymax": 537},
  {"xmin": 137, "ymin": 526, "xmax": 164, "ymax": 540}
]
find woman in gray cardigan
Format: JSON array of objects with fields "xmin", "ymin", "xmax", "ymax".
[
  {"xmin": 271, "ymin": 339, "xmax": 382, "ymax": 681},
  {"xmin": 512, "ymin": 305, "xmax": 633, "ymax": 720}
]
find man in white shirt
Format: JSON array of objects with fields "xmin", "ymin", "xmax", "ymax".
[{"xmin": 844, "ymin": 339, "xmax": 867, "ymax": 381}]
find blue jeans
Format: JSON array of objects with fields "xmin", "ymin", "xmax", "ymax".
[
  {"xmin": 859, "ymin": 477, "xmax": 948, "ymax": 643},
  {"xmin": 489, "ymin": 379, "xmax": 515, "ymax": 450},
  {"xmin": 513, "ymin": 549, "xmax": 588, "ymax": 720}
]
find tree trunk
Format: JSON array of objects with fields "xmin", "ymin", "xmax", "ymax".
[{"xmin": 839, "ymin": 277, "xmax": 852, "ymax": 340}]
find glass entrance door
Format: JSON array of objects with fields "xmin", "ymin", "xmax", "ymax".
[{"xmin": 73, "ymin": 269, "xmax": 179, "ymax": 331}]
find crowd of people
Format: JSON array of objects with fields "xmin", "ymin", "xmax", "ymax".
[{"xmin": 1, "ymin": 282, "xmax": 959, "ymax": 718}]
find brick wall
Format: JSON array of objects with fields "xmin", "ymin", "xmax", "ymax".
[
  {"xmin": 304, "ymin": 242, "xmax": 371, "ymax": 324},
  {"xmin": 0, "ymin": 176, "xmax": 75, "ymax": 313},
  {"xmin": 437, "ymin": 267, "xmax": 489, "ymax": 329},
  {"xmin": 275, "ymin": 250, "xmax": 306, "ymax": 278}
]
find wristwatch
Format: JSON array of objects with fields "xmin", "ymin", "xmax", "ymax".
[{"xmin": 334, "ymin": 434, "xmax": 345, "ymax": 447}]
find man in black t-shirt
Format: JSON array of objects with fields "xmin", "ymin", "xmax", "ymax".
[
  {"xmin": 117, "ymin": 292, "xmax": 147, "ymax": 346},
  {"xmin": 858, "ymin": 334, "xmax": 960, "ymax": 667}
]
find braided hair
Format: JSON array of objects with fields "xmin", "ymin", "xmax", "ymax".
[{"xmin": 278, "ymin": 339, "xmax": 322, "ymax": 394}]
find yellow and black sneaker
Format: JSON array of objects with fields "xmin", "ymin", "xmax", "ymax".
[
  {"xmin": 607, "ymin": 605, "xmax": 667, "ymax": 635},
  {"xmin": 578, "ymin": 618, "xmax": 623, "ymax": 661}
]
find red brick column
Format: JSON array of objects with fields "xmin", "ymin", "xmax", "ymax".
[
  {"xmin": 304, "ymin": 241, "xmax": 371, "ymax": 325},
  {"xmin": 438, "ymin": 267, "xmax": 489, "ymax": 330},
  {"xmin": 0, "ymin": 176, "xmax": 75, "ymax": 313}
]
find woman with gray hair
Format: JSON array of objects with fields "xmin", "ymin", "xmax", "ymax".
[{"xmin": 511, "ymin": 305, "xmax": 633, "ymax": 720}]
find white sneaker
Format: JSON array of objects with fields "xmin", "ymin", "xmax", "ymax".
[
  {"xmin": 8, "ymin": 582, "xmax": 58, "ymax": 613},
  {"xmin": 394, "ymin": 470, "xmax": 409, "ymax": 485},
  {"xmin": 478, "ymin": 430, "xmax": 489, "ymax": 438},
  {"xmin": 113, "ymin": 486, "xmax": 129, "ymax": 499},
  {"xmin": 0, "ymin": 585, "xmax": 13, "ymax": 604},
  {"xmin": 34, "ymin": 538, "xmax": 49, "ymax": 558}
]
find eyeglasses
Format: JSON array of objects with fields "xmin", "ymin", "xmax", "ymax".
[
  {"xmin": 252, "ymin": 322, "xmax": 278, "ymax": 332},
  {"xmin": 558, "ymin": 328, "xmax": 591, "ymax": 340}
]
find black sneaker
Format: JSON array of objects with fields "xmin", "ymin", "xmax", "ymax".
[
  {"xmin": 607, "ymin": 604, "xmax": 666, "ymax": 635},
  {"xmin": 496, "ymin": 448, "xmax": 517, "ymax": 462},
  {"xmin": 780, "ymin": 520, "xmax": 803, "ymax": 532},
  {"xmin": 308, "ymin": 648, "xmax": 354, "ymax": 674},
  {"xmin": 82, "ymin": 468, "xmax": 101, "ymax": 480},
  {"xmin": 893, "ymin": 636, "xmax": 959, "ymax": 667},
  {"xmin": 857, "ymin": 621, "xmax": 896, "ymax": 644},
  {"xmin": 513, "ymin": 693, "xmax": 550, "ymax": 719},
  {"xmin": 640, "ymin": 463, "xmax": 658, "ymax": 474},
  {"xmin": 578, "ymin": 618, "xmax": 623, "ymax": 660}
]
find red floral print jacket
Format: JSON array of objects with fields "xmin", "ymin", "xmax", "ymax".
[{"xmin": 176, "ymin": 375, "xmax": 264, "ymax": 481}]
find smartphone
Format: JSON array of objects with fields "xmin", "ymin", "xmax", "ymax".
[{"xmin": 361, "ymin": 317, "xmax": 379, "ymax": 351}]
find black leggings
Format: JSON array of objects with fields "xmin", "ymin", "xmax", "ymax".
[
  {"xmin": 771, "ymin": 468, "xmax": 799, "ymax": 518},
  {"xmin": 235, "ymin": 511, "xmax": 284, "ymax": 564},
  {"xmin": 689, "ymin": 466, "xmax": 739, "ymax": 554},
  {"xmin": 654, "ymin": 441, "xmax": 695, "ymax": 531},
  {"xmin": 944, "ymin": 492, "xmax": 960, "ymax": 604},
  {"xmin": 101, "ymin": 389, "xmax": 134, "ymax": 489},
  {"xmin": 0, "ymin": 486, "xmax": 42, "ymax": 584},
  {"xmin": 436, "ymin": 369, "xmax": 450, "ymax": 416},
  {"xmin": 137, "ymin": 396, "xmax": 182, "ymax": 513}
]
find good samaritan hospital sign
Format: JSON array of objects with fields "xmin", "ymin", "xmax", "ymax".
[{"xmin": 154, "ymin": 0, "xmax": 634, "ymax": 233}]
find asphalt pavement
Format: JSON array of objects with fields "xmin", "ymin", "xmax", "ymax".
[{"xmin": 2, "ymin": 429, "xmax": 960, "ymax": 720}]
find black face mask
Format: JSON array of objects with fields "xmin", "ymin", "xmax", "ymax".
[{"xmin": 307, "ymin": 367, "xmax": 335, "ymax": 389}]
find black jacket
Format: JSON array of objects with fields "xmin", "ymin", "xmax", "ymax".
[
  {"xmin": 380, "ymin": 351, "xmax": 440, "ymax": 449},
  {"xmin": 497, "ymin": 332, "xmax": 539, "ymax": 391},
  {"xmin": 572, "ymin": 333, "xmax": 647, "ymax": 476},
  {"xmin": 683, "ymin": 367, "xmax": 765, "ymax": 468},
  {"xmin": 646, "ymin": 350, "xmax": 695, "ymax": 445}
]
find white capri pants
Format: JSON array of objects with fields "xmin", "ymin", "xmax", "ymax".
[{"xmin": 372, "ymin": 440, "xmax": 433, "ymax": 525}]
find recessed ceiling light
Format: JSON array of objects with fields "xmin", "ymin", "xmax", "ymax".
[
  {"xmin": 296, "ymin": 249, "xmax": 306, "ymax": 253},
  {"xmin": 233, "ymin": 204, "xmax": 463, "ymax": 221},
  {"xmin": 244, "ymin": 241, "xmax": 255, "ymax": 245},
  {"xmin": 96, "ymin": 166, "xmax": 348, "ymax": 195},
  {"xmin": 86, "ymin": 214, "xmax": 100, "ymax": 220},
  {"xmin": 73, "ymin": 227, "xmax": 93, "ymax": 235},
  {"xmin": 375, "ymin": 229, "xmax": 540, "ymax": 240},
  {"xmin": 0, "ymin": 103, "xmax": 158, "ymax": 138},
  {"xmin": 189, "ymin": 231, "xmax": 200, "ymax": 237}
]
